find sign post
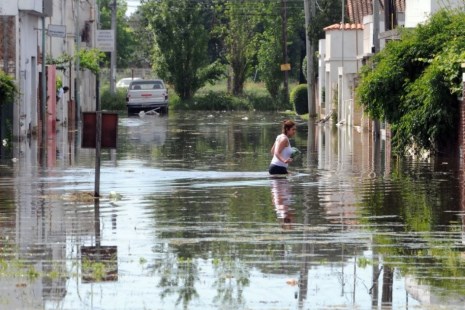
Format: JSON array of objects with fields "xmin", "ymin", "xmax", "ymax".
[
  {"xmin": 47, "ymin": 24, "xmax": 66, "ymax": 38},
  {"xmin": 82, "ymin": 112, "xmax": 118, "ymax": 197},
  {"xmin": 96, "ymin": 30, "xmax": 115, "ymax": 52}
]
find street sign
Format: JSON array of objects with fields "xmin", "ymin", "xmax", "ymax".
[
  {"xmin": 48, "ymin": 24, "xmax": 66, "ymax": 38},
  {"xmin": 280, "ymin": 63, "xmax": 291, "ymax": 71},
  {"xmin": 81, "ymin": 112, "xmax": 118, "ymax": 149},
  {"xmin": 96, "ymin": 30, "xmax": 115, "ymax": 52}
]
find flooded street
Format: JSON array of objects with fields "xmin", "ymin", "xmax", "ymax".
[{"xmin": 1, "ymin": 111, "xmax": 465, "ymax": 309}]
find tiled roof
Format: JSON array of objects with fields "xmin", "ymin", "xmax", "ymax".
[
  {"xmin": 347, "ymin": 0, "xmax": 406, "ymax": 24},
  {"xmin": 323, "ymin": 23, "xmax": 364, "ymax": 31}
]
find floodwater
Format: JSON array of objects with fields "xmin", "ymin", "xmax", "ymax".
[{"xmin": 0, "ymin": 111, "xmax": 465, "ymax": 310}]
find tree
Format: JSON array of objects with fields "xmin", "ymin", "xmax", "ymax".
[
  {"xmin": 127, "ymin": 9, "xmax": 153, "ymax": 68},
  {"xmin": 98, "ymin": 0, "xmax": 136, "ymax": 68},
  {"xmin": 302, "ymin": 0, "xmax": 343, "ymax": 81},
  {"xmin": 254, "ymin": 1, "xmax": 304, "ymax": 103},
  {"xmin": 356, "ymin": 9, "xmax": 465, "ymax": 155},
  {"xmin": 214, "ymin": 0, "xmax": 259, "ymax": 96},
  {"xmin": 142, "ymin": 0, "xmax": 224, "ymax": 100}
]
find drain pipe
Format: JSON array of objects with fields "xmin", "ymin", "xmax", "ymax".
[{"xmin": 41, "ymin": 15, "xmax": 47, "ymax": 145}]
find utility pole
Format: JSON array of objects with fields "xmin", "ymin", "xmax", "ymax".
[
  {"xmin": 110, "ymin": 0, "xmax": 117, "ymax": 94},
  {"xmin": 304, "ymin": 0, "xmax": 316, "ymax": 117},
  {"xmin": 281, "ymin": 0, "xmax": 289, "ymax": 103},
  {"xmin": 41, "ymin": 16, "xmax": 47, "ymax": 149},
  {"xmin": 372, "ymin": 0, "xmax": 380, "ymax": 138},
  {"xmin": 340, "ymin": 0, "xmax": 345, "ymax": 124}
]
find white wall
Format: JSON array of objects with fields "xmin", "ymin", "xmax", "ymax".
[
  {"xmin": 322, "ymin": 28, "xmax": 363, "ymax": 122},
  {"xmin": 362, "ymin": 14, "xmax": 385, "ymax": 56},
  {"xmin": 17, "ymin": 13, "xmax": 40, "ymax": 137},
  {"xmin": 405, "ymin": 0, "xmax": 464, "ymax": 28},
  {"xmin": 44, "ymin": 0, "xmax": 98, "ymax": 121},
  {"xmin": 318, "ymin": 39, "xmax": 326, "ymax": 111},
  {"xmin": 0, "ymin": 1, "xmax": 17, "ymax": 15}
]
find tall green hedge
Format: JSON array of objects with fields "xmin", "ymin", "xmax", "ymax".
[
  {"xmin": 356, "ymin": 9, "xmax": 465, "ymax": 155},
  {"xmin": 290, "ymin": 84, "xmax": 308, "ymax": 115}
]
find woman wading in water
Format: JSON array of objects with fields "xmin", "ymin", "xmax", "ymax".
[{"xmin": 269, "ymin": 120, "xmax": 297, "ymax": 175}]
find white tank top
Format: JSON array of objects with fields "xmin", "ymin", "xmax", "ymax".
[{"xmin": 271, "ymin": 134, "xmax": 292, "ymax": 167}]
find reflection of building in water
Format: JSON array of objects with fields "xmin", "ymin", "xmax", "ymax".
[
  {"xmin": 2, "ymin": 135, "xmax": 107, "ymax": 307},
  {"xmin": 316, "ymin": 124, "xmax": 391, "ymax": 227},
  {"xmin": 270, "ymin": 178, "xmax": 295, "ymax": 229},
  {"xmin": 0, "ymin": 138, "xmax": 68, "ymax": 308}
]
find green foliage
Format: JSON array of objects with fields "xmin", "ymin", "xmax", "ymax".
[
  {"xmin": 98, "ymin": 0, "xmax": 136, "ymax": 67},
  {"xmin": 56, "ymin": 76, "xmax": 63, "ymax": 90},
  {"xmin": 214, "ymin": 0, "xmax": 258, "ymax": 96},
  {"xmin": 290, "ymin": 84, "xmax": 308, "ymax": 115},
  {"xmin": 100, "ymin": 85, "xmax": 127, "ymax": 111},
  {"xmin": 78, "ymin": 49, "xmax": 106, "ymax": 75},
  {"xmin": 46, "ymin": 53, "xmax": 73, "ymax": 66},
  {"xmin": 257, "ymin": 27, "xmax": 283, "ymax": 100},
  {"xmin": 308, "ymin": 0, "xmax": 344, "ymax": 45},
  {"xmin": 356, "ymin": 9, "xmax": 465, "ymax": 155},
  {"xmin": 302, "ymin": 0, "xmax": 343, "ymax": 81},
  {"xmin": 170, "ymin": 90, "xmax": 284, "ymax": 112},
  {"xmin": 143, "ymin": 0, "xmax": 224, "ymax": 101},
  {"xmin": 0, "ymin": 70, "xmax": 17, "ymax": 105},
  {"xmin": 171, "ymin": 91, "xmax": 251, "ymax": 111},
  {"xmin": 46, "ymin": 50, "xmax": 105, "ymax": 75}
]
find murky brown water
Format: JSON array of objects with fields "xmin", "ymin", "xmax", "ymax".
[{"xmin": 1, "ymin": 111, "xmax": 465, "ymax": 309}]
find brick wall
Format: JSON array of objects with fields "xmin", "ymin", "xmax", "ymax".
[{"xmin": 0, "ymin": 16, "xmax": 16, "ymax": 76}]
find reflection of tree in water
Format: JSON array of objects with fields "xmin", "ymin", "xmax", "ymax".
[
  {"xmin": 154, "ymin": 253, "xmax": 199, "ymax": 309},
  {"xmin": 212, "ymin": 258, "xmax": 250, "ymax": 309},
  {"xmin": 358, "ymin": 160, "xmax": 465, "ymax": 301}
]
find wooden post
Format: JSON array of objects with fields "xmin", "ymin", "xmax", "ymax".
[{"xmin": 94, "ymin": 72, "xmax": 101, "ymax": 197}]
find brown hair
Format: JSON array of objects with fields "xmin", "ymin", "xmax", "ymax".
[{"xmin": 282, "ymin": 120, "xmax": 296, "ymax": 135}]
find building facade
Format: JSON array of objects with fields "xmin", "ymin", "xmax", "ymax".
[
  {"xmin": 0, "ymin": 0, "xmax": 98, "ymax": 140},
  {"xmin": 317, "ymin": 0, "xmax": 462, "ymax": 131}
]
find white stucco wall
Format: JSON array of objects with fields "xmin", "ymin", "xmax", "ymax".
[
  {"xmin": 44, "ymin": 0, "xmax": 97, "ymax": 121},
  {"xmin": 318, "ymin": 39, "xmax": 326, "ymax": 111},
  {"xmin": 18, "ymin": 12, "xmax": 40, "ymax": 137},
  {"xmin": 0, "ymin": 1, "xmax": 17, "ymax": 15},
  {"xmin": 322, "ymin": 28, "xmax": 363, "ymax": 121},
  {"xmin": 362, "ymin": 15, "xmax": 385, "ymax": 56},
  {"xmin": 405, "ymin": 0, "xmax": 464, "ymax": 28}
]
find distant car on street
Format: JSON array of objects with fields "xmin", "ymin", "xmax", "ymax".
[
  {"xmin": 126, "ymin": 79, "xmax": 169, "ymax": 114},
  {"xmin": 116, "ymin": 77, "xmax": 142, "ymax": 89}
]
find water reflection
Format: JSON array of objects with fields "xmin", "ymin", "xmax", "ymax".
[
  {"xmin": 1, "ymin": 111, "xmax": 465, "ymax": 309},
  {"xmin": 270, "ymin": 177, "xmax": 295, "ymax": 230}
]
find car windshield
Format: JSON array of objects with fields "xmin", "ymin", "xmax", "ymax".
[{"xmin": 130, "ymin": 81, "xmax": 163, "ymax": 90}]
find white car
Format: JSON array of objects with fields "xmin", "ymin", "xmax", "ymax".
[
  {"xmin": 126, "ymin": 79, "xmax": 169, "ymax": 114},
  {"xmin": 116, "ymin": 77, "xmax": 142, "ymax": 89}
]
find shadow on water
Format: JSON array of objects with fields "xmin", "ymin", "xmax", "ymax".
[{"xmin": 1, "ymin": 111, "xmax": 465, "ymax": 309}]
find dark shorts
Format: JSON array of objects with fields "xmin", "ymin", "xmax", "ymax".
[{"xmin": 269, "ymin": 164, "xmax": 288, "ymax": 175}]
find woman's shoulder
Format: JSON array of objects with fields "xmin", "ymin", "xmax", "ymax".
[{"xmin": 276, "ymin": 134, "xmax": 289, "ymax": 143}]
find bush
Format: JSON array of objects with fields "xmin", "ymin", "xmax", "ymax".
[
  {"xmin": 170, "ymin": 90, "xmax": 288, "ymax": 112},
  {"xmin": 100, "ymin": 85, "xmax": 127, "ymax": 111},
  {"xmin": 171, "ymin": 91, "xmax": 251, "ymax": 111},
  {"xmin": 0, "ymin": 70, "xmax": 17, "ymax": 105},
  {"xmin": 290, "ymin": 84, "xmax": 308, "ymax": 115}
]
